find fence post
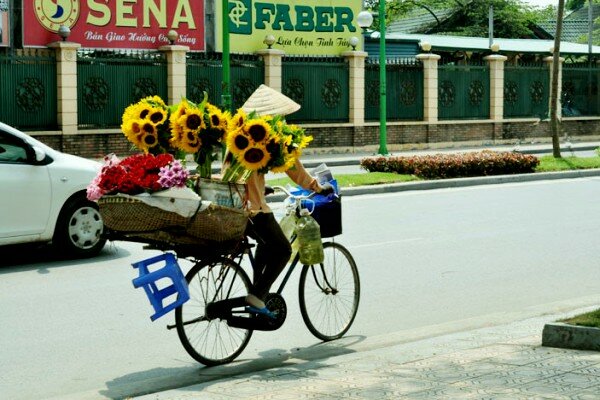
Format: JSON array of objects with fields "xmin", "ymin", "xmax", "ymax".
[
  {"xmin": 159, "ymin": 44, "xmax": 189, "ymax": 105},
  {"xmin": 256, "ymin": 49, "xmax": 284, "ymax": 91},
  {"xmin": 342, "ymin": 50, "xmax": 367, "ymax": 125},
  {"xmin": 416, "ymin": 52, "xmax": 441, "ymax": 122},
  {"xmin": 544, "ymin": 55, "xmax": 564, "ymax": 119},
  {"xmin": 484, "ymin": 54, "xmax": 507, "ymax": 121},
  {"xmin": 47, "ymin": 41, "xmax": 81, "ymax": 135}
]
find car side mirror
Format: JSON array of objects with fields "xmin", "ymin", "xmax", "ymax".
[{"xmin": 32, "ymin": 146, "xmax": 46, "ymax": 163}]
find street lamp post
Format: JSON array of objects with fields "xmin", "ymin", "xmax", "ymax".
[
  {"xmin": 221, "ymin": 0, "xmax": 231, "ymax": 111},
  {"xmin": 377, "ymin": 0, "xmax": 388, "ymax": 155},
  {"xmin": 357, "ymin": 4, "xmax": 388, "ymax": 156}
]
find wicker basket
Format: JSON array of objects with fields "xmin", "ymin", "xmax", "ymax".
[{"xmin": 98, "ymin": 196, "xmax": 248, "ymax": 243}]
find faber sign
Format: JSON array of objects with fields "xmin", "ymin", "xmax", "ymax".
[
  {"xmin": 215, "ymin": 0, "xmax": 363, "ymax": 55},
  {"xmin": 23, "ymin": 0, "xmax": 205, "ymax": 50}
]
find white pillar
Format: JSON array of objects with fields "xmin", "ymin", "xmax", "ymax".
[
  {"xmin": 484, "ymin": 54, "xmax": 508, "ymax": 121},
  {"xmin": 342, "ymin": 50, "xmax": 368, "ymax": 125},
  {"xmin": 159, "ymin": 45, "xmax": 190, "ymax": 105},
  {"xmin": 256, "ymin": 49, "xmax": 285, "ymax": 91},
  {"xmin": 47, "ymin": 41, "xmax": 81, "ymax": 135},
  {"xmin": 416, "ymin": 53, "xmax": 441, "ymax": 122}
]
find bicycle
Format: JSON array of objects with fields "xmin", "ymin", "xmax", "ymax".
[{"xmin": 152, "ymin": 185, "xmax": 361, "ymax": 366}]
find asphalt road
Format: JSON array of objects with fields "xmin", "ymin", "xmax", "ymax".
[{"xmin": 1, "ymin": 177, "xmax": 599, "ymax": 399}]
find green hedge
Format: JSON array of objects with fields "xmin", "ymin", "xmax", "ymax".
[{"xmin": 360, "ymin": 151, "xmax": 540, "ymax": 179}]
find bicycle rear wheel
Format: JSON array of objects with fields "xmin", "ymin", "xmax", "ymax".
[
  {"xmin": 175, "ymin": 257, "xmax": 253, "ymax": 366},
  {"xmin": 299, "ymin": 241, "xmax": 360, "ymax": 341}
]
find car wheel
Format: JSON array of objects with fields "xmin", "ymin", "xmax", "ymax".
[{"xmin": 54, "ymin": 197, "xmax": 106, "ymax": 258}]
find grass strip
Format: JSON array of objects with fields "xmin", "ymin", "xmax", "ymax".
[
  {"xmin": 536, "ymin": 155, "xmax": 600, "ymax": 171},
  {"xmin": 560, "ymin": 308, "xmax": 600, "ymax": 328}
]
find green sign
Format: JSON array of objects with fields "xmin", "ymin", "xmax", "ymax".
[{"xmin": 215, "ymin": 0, "xmax": 363, "ymax": 55}]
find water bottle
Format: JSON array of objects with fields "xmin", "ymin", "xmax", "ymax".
[
  {"xmin": 279, "ymin": 212, "xmax": 297, "ymax": 241},
  {"xmin": 296, "ymin": 209, "xmax": 324, "ymax": 265}
]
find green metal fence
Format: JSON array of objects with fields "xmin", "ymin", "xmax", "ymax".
[
  {"xmin": 562, "ymin": 63, "xmax": 600, "ymax": 116},
  {"xmin": 0, "ymin": 51, "xmax": 57, "ymax": 130},
  {"xmin": 282, "ymin": 56, "xmax": 349, "ymax": 123},
  {"xmin": 77, "ymin": 50, "xmax": 168, "ymax": 129},
  {"xmin": 438, "ymin": 62, "xmax": 489, "ymax": 120},
  {"xmin": 187, "ymin": 53, "xmax": 264, "ymax": 110},
  {"xmin": 504, "ymin": 63, "xmax": 549, "ymax": 119},
  {"xmin": 365, "ymin": 58, "xmax": 423, "ymax": 121}
]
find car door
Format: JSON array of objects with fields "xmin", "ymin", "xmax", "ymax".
[{"xmin": 0, "ymin": 130, "xmax": 52, "ymax": 240}]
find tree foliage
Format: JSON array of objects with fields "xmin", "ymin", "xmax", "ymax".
[{"xmin": 364, "ymin": 0, "xmax": 555, "ymax": 39}]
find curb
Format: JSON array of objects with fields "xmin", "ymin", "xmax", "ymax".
[{"xmin": 542, "ymin": 322, "xmax": 600, "ymax": 351}]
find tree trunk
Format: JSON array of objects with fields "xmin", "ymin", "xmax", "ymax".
[{"xmin": 550, "ymin": 0, "xmax": 566, "ymax": 158}]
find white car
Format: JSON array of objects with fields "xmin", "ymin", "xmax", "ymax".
[{"xmin": 0, "ymin": 122, "xmax": 106, "ymax": 258}]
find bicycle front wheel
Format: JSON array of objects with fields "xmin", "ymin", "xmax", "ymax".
[
  {"xmin": 175, "ymin": 257, "xmax": 253, "ymax": 366},
  {"xmin": 299, "ymin": 242, "xmax": 360, "ymax": 341}
]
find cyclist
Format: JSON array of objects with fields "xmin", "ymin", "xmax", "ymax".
[
  {"xmin": 244, "ymin": 158, "xmax": 333, "ymax": 317},
  {"xmin": 231, "ymin": 85, "xmax": 333, "ymax": 317}
]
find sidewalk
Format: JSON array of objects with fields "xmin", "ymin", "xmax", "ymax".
[{"xmin": 135, "ymin": 305, "xmax": 600, "ymax": 400}]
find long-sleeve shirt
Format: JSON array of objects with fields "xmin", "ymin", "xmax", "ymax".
[{"xmin": 245, "ymin": 159, "xmax": 320, "ymax": 214}]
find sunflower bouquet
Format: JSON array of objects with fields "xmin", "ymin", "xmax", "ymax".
[
  {"xmin": 222, "ymin": 109, "xmax": 313, "ymax": 183},
  {"xmin": 169, "ymin": 95, "xmax": 229, "ymax": 178},
  {"xmin": 121, "ymin": 96, "xmax": 172, "ymax": 155},
  {"xmin": 120, "ymin": 94, "xmax": 230, "ymax": 179}
]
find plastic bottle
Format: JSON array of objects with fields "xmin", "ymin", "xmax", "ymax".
[
  {"xmin": 296, "ymin": 209, "xmax": 324, "ymax": 265},
  {"xmin": 279, "ymin": 212, "xmax": 297, "ymax": 241}
]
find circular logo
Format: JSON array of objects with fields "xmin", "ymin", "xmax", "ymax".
[{"xmin": 34, "ymin": 0, "xmax": 80, "ymax": 33}]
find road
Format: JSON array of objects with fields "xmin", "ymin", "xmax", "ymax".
[{"xmin": 1, "ymin": 177, "xmax": 599, "ymax": 400}]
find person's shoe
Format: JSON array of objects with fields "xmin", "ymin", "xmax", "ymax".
[{"xmin": 246, "ymin": 306, "xmax": 276, "ymax": 319}]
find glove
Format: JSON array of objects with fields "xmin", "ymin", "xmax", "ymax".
[{"xmin": 318, "ymin": 182, "xmax": 335, "ymax": 195}]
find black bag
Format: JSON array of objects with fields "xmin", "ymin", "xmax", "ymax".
[{"xmin": 311, "ymin": 195, "xmax": 342, "ymax": 238}]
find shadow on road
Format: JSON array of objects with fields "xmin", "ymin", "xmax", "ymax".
[
  {"xmin": 0, "ymin": 241, "xmax": 131, "ymax": 272},
  {"xmin": 100, "ymin": 335, "xmax": 366, "ymax": 399}
]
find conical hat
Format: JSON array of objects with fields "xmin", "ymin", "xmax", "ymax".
[{"xmin": 241, "ymin": 84, "xmax": 300, "ymax": 116}]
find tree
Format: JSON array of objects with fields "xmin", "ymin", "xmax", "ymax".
[
  {"xmin": 551, "ymin": 0, "xmax": 566, "ymax": 158},
  {"xmin": 364, "ymin": 0, "xmax": 553, "ymax": 39}
]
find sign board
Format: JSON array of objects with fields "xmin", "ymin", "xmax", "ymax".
[
  {"xmin": 215, "ymin": 0, "xmax": 363, "ymax": 55},
  {"xmin": 23, "ymin": 0, "xmax": 205, "ymax": 51},
  {"xmin": 0, "ymin": 0, "xmax": 9, "ymax": 47}
]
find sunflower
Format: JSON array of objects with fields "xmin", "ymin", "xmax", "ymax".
[
  {"xmin": 239, "ymin": 144, "xmax": 270, "ymax": 171},
  {"xmin": 206, "ymin": 104, "xmax": 229, "ymax": 132},
  {"xmin": 121, "ymin": 119, "xmax": 143, "ymax": 141},
  {"xmin": 179, "ymin": 130, "xmax": 202, "ymax": 153},
  {"xmin": 244, "ymin": 118, "xmax": 272, "ymax": 145},
  {"xmin": 228, "ymin": 108, "xmax": 247, "ymax": 132},
  {"xmin": 142, "ymin": 95, "xmax": 167, "ymax": 108},
  {"xmin": 226, "ymin": 128, "xmax": 252, "ymax": 157},
  {"xmin": 147, "ymin": 106, "xmax": 168, "ymax": 125},
  {"xmin": 139, "ymin": 122, "xmax": 159, "ymax": 152},
  {"xmin": 180, "ymin": 108, "xmax": 205, "ymax": 133}
]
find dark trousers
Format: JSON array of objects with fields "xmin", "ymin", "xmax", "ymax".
[{"xmin": 247, "ymin": 212, "xmax": 292, "ymax": 300}]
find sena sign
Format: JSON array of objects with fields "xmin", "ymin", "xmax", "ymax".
[{"xmin": 23, "ymin": 0, "xmax": 205, "ymax": 50}]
